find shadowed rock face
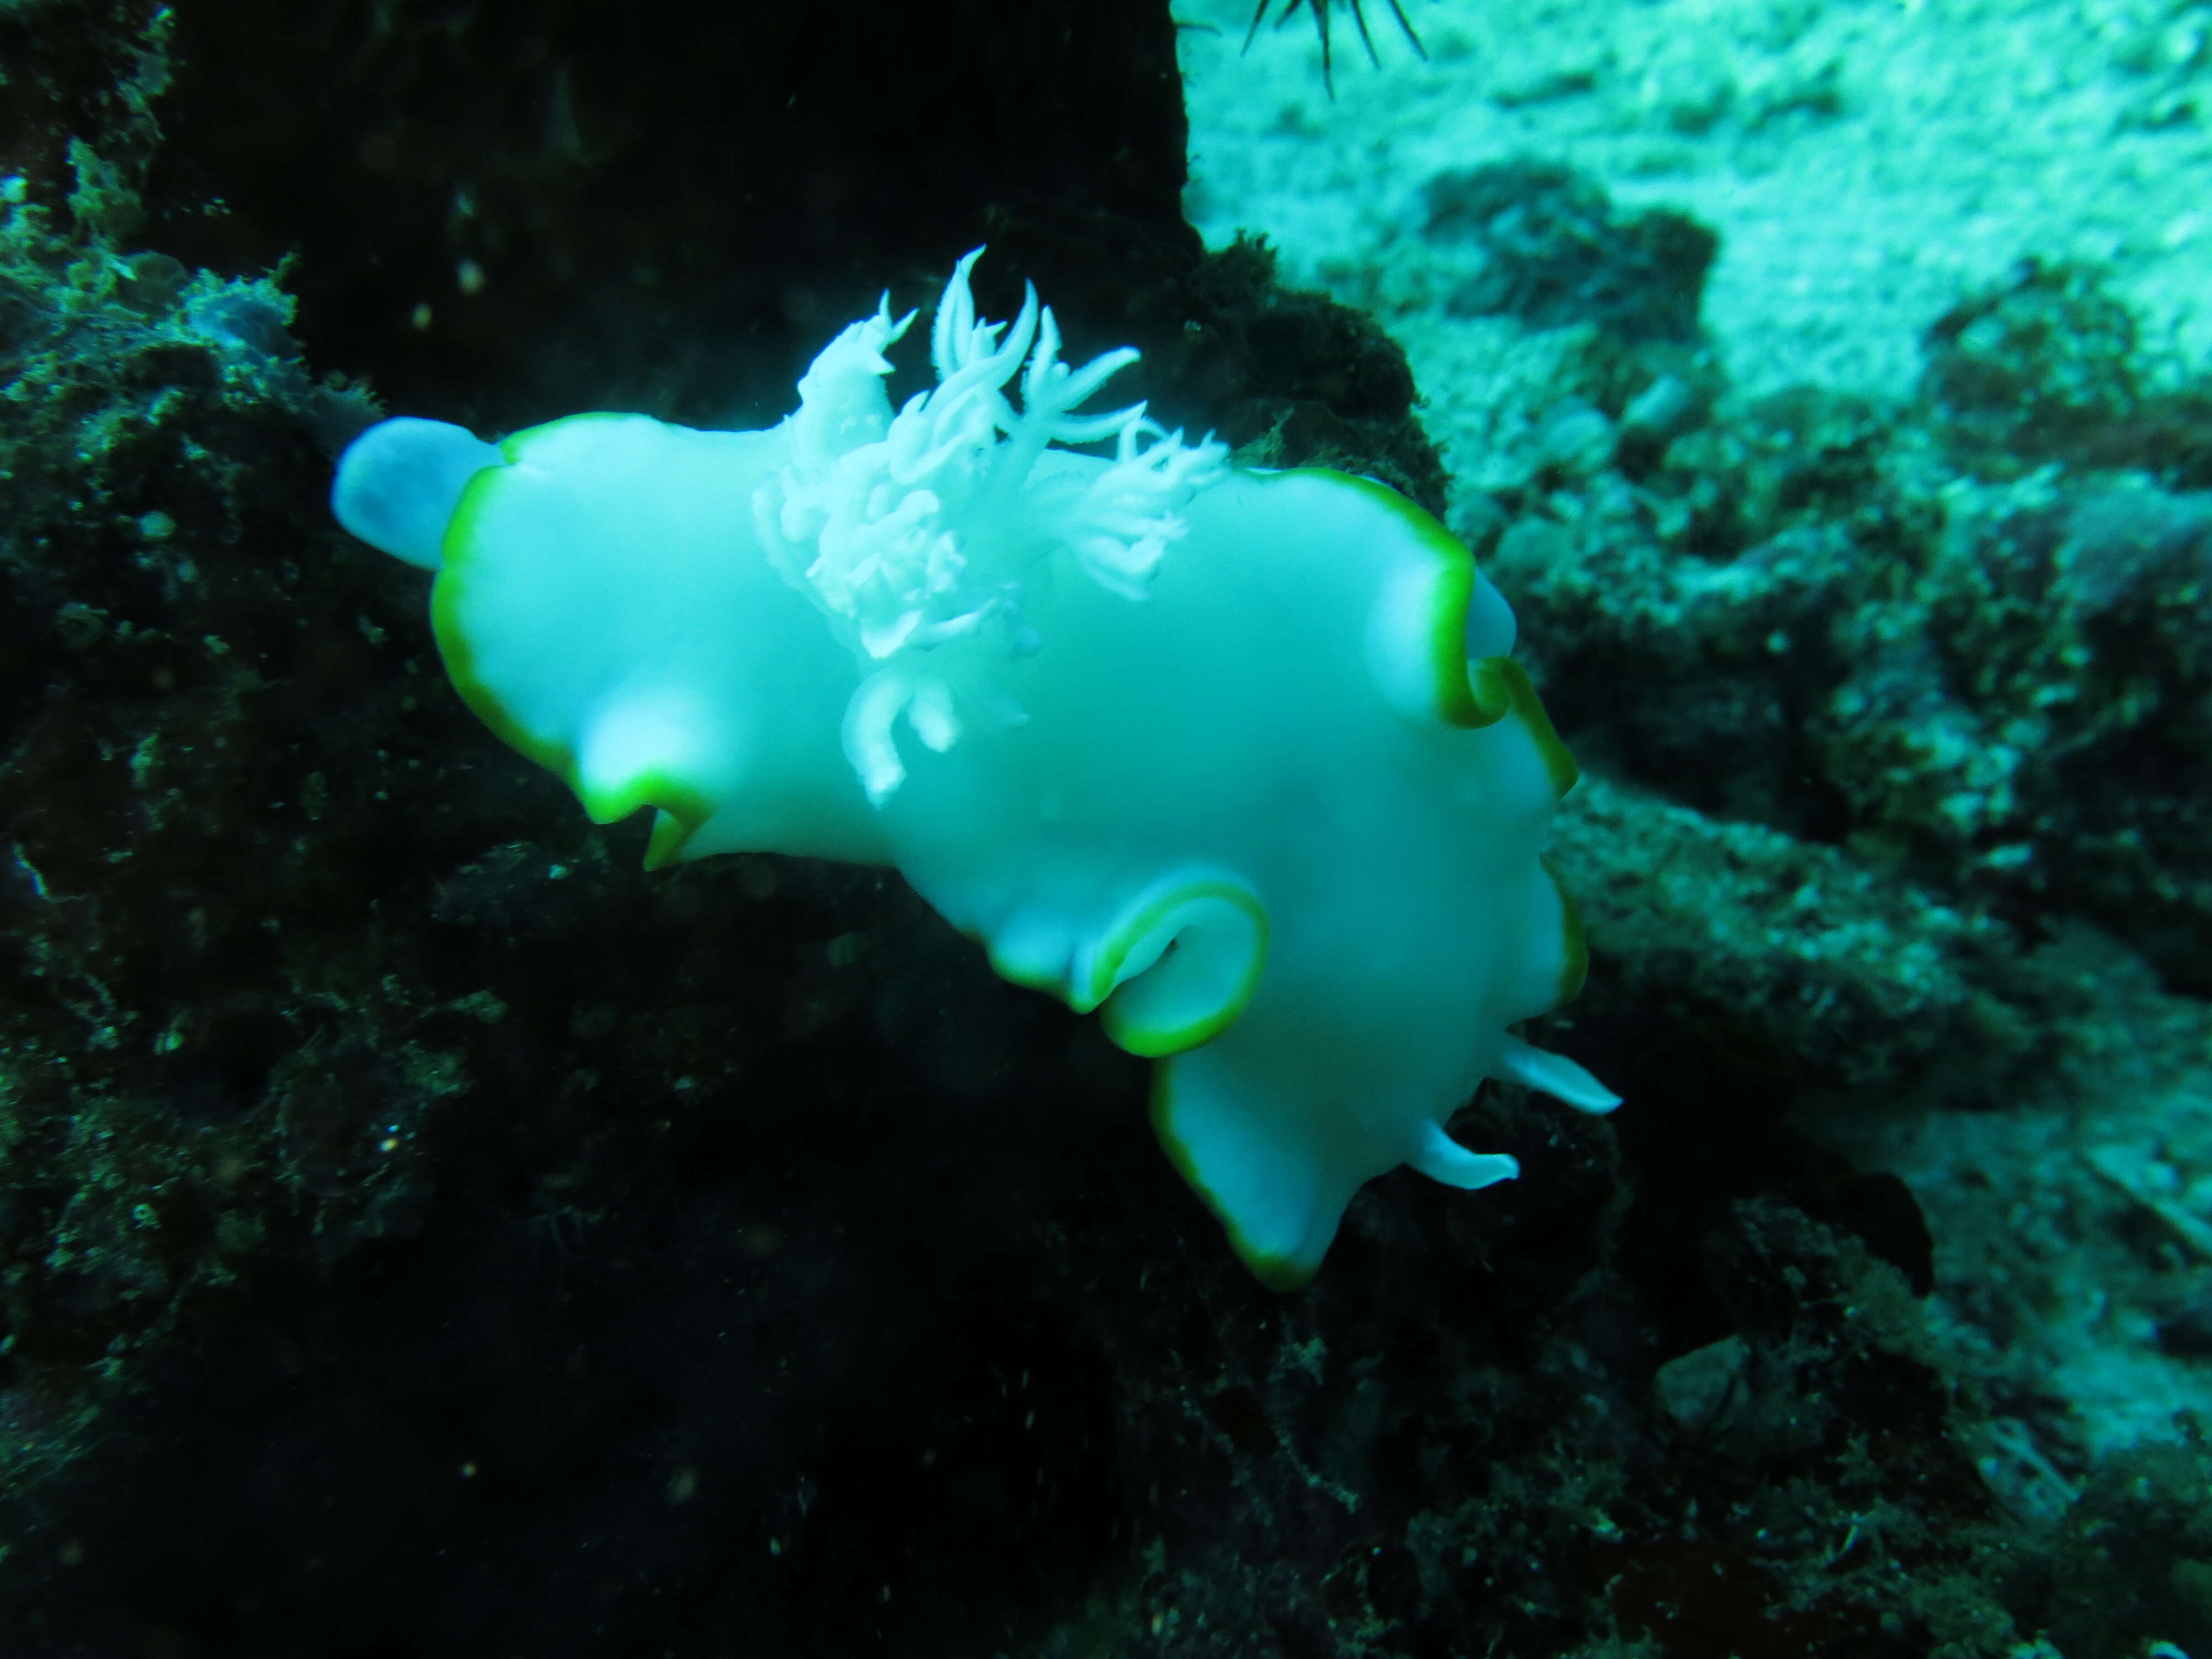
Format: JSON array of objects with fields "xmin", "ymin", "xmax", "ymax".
[
  {"xmin": 0, "ymin": 5, "xmax": 2091, "ymax": 1657},
  {"xmin": 126, "ymin": 0, "xmax": 1448, "ymax": 497},
  {"xmin": 140, "ymin": 0, "xmax": 1199, "ymax": 432},
  {"xmin": 0, "ymin": 4, "xmax": 1469, "ymax": 1652}
]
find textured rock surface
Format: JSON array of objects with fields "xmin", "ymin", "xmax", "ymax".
[{"xmin": 8, "ymin": 2, "xmax": 2206, "ymax": 1656}]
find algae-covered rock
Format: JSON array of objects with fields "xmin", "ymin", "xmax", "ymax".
[
  {"xmin": 1478, "ymin": 236, "xmax": 2212, "ymax": 1008},
  {"xmin": 1421, "ymin": 158, "xmax": 1719, "ymax": 345},
  {"xmin": 1821, "ymin": 469, "xmax": 2212, "ymax": 991},
  {"xmin": 2016, "ymin": 1437, "xmax": 2212, "ymax": 1659}
]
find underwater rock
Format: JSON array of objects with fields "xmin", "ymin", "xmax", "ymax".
[{"xmin": 1421, "ymin": 158, "xmax": 1719, "ymax": 344}]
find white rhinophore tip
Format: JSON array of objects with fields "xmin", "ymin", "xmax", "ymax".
[{"xmin": 332, "ymin": 416, "xmax": 507, "ymax": 570}]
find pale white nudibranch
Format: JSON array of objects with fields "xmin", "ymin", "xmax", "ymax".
[{"xmin": 331, "ymin": 249, "xmax": 1618, "ymax": 1287}]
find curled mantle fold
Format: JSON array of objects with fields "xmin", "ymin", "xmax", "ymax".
[{"xmin": 332, "ymin": 251, "xmax": 1619, "ymax": 1287}]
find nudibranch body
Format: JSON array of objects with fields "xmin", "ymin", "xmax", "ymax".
[{"xmin": 333, "ymin": 251, "xmax": 1618, "ymax": 1287}]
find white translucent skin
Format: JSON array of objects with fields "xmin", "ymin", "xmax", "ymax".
[
  {"xmin": 333, "ymin": 264, "xmax": 1618, "ymax": 1286},
  {"xmin": 874, "ymin": 464, "xmax": 1582, "ymax": 1277}
]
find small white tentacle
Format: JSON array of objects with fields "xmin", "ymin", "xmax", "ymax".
[
  {"xmin": 1410, "ymin": 1120, "xmax": 1520, "ymax": 1190},
  {"xmin": 1496, "ymin": 1034, "xmax": 1623, "ymax": 1114}
]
